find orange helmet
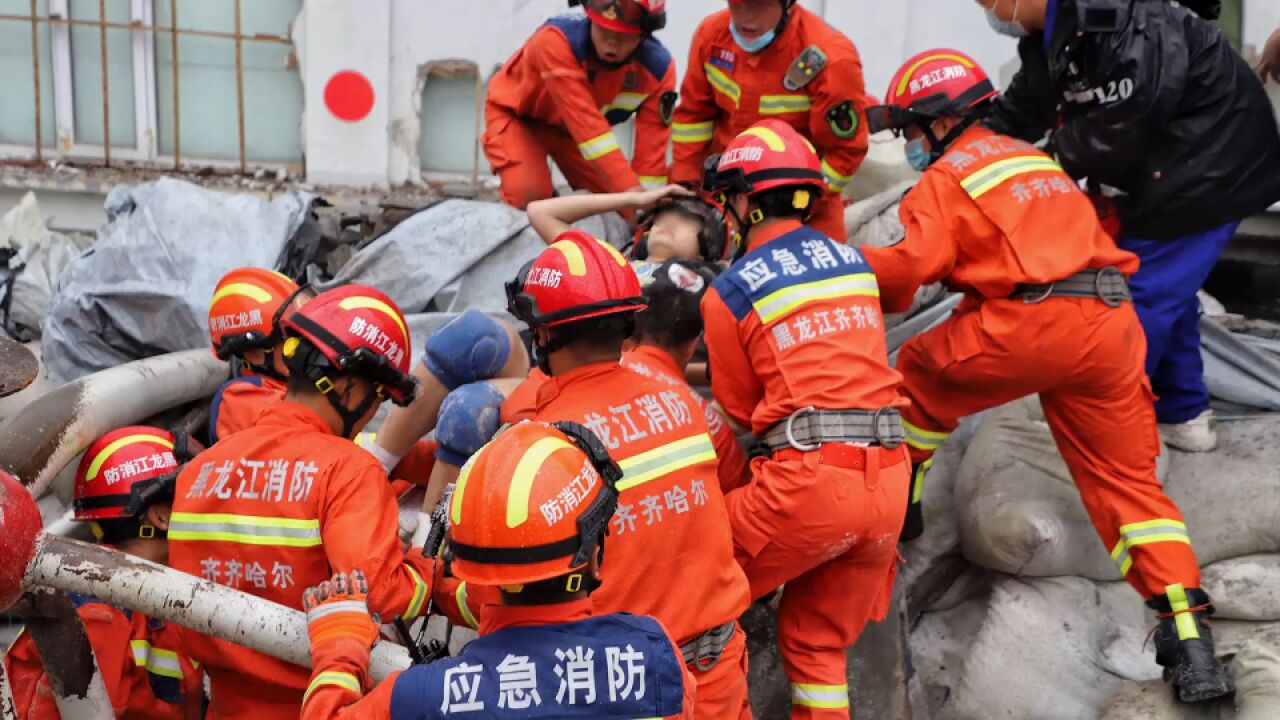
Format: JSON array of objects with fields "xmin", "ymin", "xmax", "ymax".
[
  {"xmin": 572, "ymin": 0, "xmax": 666, "ymax": 35},
  {"xmin": 866, "ymin": 49, "xmax": 996, "ymax": 136},
  {"xmin": 74, "ymin": 426, "xmax": 200, "ymax": 522},
  {"xmin": 449, "ymin": 420, "xmax": 622, "ymax": 587},
  {"xmin": 209, "ymin": 268, "xmax": 311, "ymax": 379},
  {"xmin": 506, "ymin": 230, "xmax": 646, "ymax": 329}
]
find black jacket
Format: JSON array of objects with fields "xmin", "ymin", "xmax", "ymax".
[{"xmin": 986, "ymin": 0, "xmax": 1280, "ymax": 239}]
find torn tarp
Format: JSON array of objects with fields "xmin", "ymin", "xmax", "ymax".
[
  {"xmin": 42, "ymin": 178, "xmax": 314, "ymax": 384},
  {"xmin": 0, "ymin": 192, "xmax": 92, "ymax": 341}
]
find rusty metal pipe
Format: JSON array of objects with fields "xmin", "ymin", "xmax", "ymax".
[
  {"xmin": 169, "ymin": 0, "xmax": 180, "ymax": 169},
  {"xmin": 98, "ymin": 0, "xmax": 109, "ymax": 167},
  {"xmin": 233, "ymin": 0, "xmax": 246, "ymax": 174},
  {"xmin": 0, "ymin": 13, "xmax": 291, "ymax": 44},
  {"xmin": 15, "ymin": 589, "xmax": 113, "ymax": 720},
  {"xmin": 28, "ymin": 0, "xmax": 42, "ymax": 163},
  {"xmin": 1, "ymin": 655, "xmax": 19, "ymax": 720}
]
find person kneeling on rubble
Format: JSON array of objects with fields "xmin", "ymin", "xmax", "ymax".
[
  {"xmin": 297, "ymin": 421, "xmax": 695, "ymax": 719},
  {"xmin": 168, "ymin": 285, "xmax": 437, "ymax": 718},
  {"xmin": 863, "ymin": 49, "xmax": 1231, "ymax": 702},
  {"xmin": 4, "ymin": 428, "xmax": 205, "ymax": 719}
]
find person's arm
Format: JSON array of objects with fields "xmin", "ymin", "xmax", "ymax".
[
  {"xmin": 859, "ymin": 173, "xmax": 959, "ymax": 314},
  {"xmin": 631, "ymin": 54, "xmax": 677, "ymax": 187},
  {"xmin": 671, "ymin": 20, "xmax": 720, "ymax": 185},
  {"xmin": 983, "ymin": 38, "xmax": 1058, "ymax": 144},
  {"xmin": 300, "ymin": 571, "xmax": 399, "ymax": 720},
  {"xmin": 700, "ymin": 289, "xmax": 760, "ymax": 431},
  {"xmin": 696, "ymin": 395, "xmax": 749, "ymax": 494},
  {"xmin": 1259, "ymin": 28, "xmax": 1280, "ymax": 84},
  {"xmin": 808, "ymin": 47, "xmax": 870, "ymax": 199},
  {"xmin": 527, "ymin": 185, "xmax": 695, "ymax": 244}
]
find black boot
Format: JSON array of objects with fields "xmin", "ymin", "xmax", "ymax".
[
  {"xmin": 899, "ymin": 460, "xmax": 929, "ymax": 542},
  {"xmin": 1146, "ymin": 587, "xmax": 1233, "ymax": 703}
]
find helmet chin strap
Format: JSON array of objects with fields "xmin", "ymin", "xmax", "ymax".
[
  {"xmin": 725, "ymin": 201, "xmax": 756, "ymax": 264},
  {"xmin": 325, "ymin": 382, "xmax": 378, "ymax": 439},
  {"xmin": 919, "ymin": 116, "xmax": 978, "ymax": 167},
  {"xmin": 248, "ymin": 348, "xmax": 288, "ymax": 382}
]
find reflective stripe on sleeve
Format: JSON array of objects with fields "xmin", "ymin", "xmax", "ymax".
[
  {"xmin": 672, "ymin": 121, "xmax": 715, "ymax": 144},
  {"xmin": 602, "ymin": 92, "xmax": 649, "ymax": 115},
  {"xmin": 168, "ymin": 512, "xmax": 322, "ymax": 547},
  {"xmin": 402, "ymin": 565, "xmax": 429, "ymax": 621},
  {"xmin": 617, "ymin": 434, "xmax": 717, "ymax": 492},
  {"xmin": 902, "ymin": 420, "xmax": 949, "ymax": 452},
  {"xmin": 821, "ymin": 158, "xmax": 852, "ymax": 193},
  {"xmin": 792, "ymin": 683, "xmax": 849, "ymax": 709},
  {"xmin": 1109, "ymin": 519, "xmax": 1191, "ymax": 577},
  {"xmin": 960, "ymin": 155, "xmax": 1063, "ymax": 199},
  {"xmin": 752, "ymin": 273, "xmax": 879, "ymax": 324},
  {"xmin": 130, "ymin": 640, "xmax": 184, "ymax": 679},
  {"xmin": 759, "ymin": 94, "xmax": 812, "ymax": 115},
  {"xmin": 579, "ymin": 131, "xmax": 622, "ymax": 161},
  {"xmin": 456, "ymin": 582, "xmax": 479, "ymax": 629},
  {"xmin": 703, "ymin": 63, "xmax": 741, "ymax": 107},
  {"xmin": 303, "ymin": 671, "xmax": 361, "ymax": 705},
  {"xmin": 638, "ymin": 176, "xmax": 669, "ymax": 188}
]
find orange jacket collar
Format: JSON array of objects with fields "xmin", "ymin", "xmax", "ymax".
[
  {"xmin": 534, "ymin": 359, "xmax": 622, "ymax": 411},
  {"xmin": 625, "ymin": 344, "xmax": 683, "ymax": 377},
  {"xmin": 480, "ymin": 597, "xmax": 594, "ymax": 636},
  {"xmin": 746, "ymin": 219, "xmax": 806, "ymax": 253},
  {"xmin": 258, "ymin": 400, "xmax": 335, "ymax": 435}
]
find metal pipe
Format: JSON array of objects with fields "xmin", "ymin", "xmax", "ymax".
[
  {"xmin": 28, "ymin": 0, "xmax": 42, "ymax": 163},
  {"xmin": 16, "ymin": 589, "xmax": 113, "ymax": 720},
  {"xmin": 0, "ymin": 655, "xmax": 18, "ymax": 720},
  {"xmin": 97, "ymin": 0, "xmax": 109, "ymax": 167},
  {"xmin": 169, "ymin": 0, "xmax": 179, "ymax": 169},
  {"xmin": 0, "ymin": 13, "xmax": 290, "ymax": 44},
  {"xmin": 233, "ymin": 0, "xmax": 246, "ymax": 174},
  {"xmin": 0, "ymin": 349, "xmax": 227, "ymax": 500}
]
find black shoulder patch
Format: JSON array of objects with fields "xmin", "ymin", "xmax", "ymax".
[
  {"xmin": 826, "ymin": 100, "xmax": 859, "ymax": 139},
  {"xmin": 660, "ymin": 91, "xmax": 677, "ymax": 126}
]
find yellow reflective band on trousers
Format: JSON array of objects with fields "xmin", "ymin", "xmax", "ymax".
[
  {"xmin": 168, "ymin": 512, "xmax": 322, "ymax": 547},
  {"xmin": 821, "ymin": 159, "xmax": 852, "ymax": 193},
  {"xmin": 1108, "ymin": 519, "xmax": 1191, "ymax": 576},
  {"xmin": 759, "ymin": 94, "xmax": 812, "ymax": 115},
  {"xmin": 960, "ymin": 155, "xmax": 1064, "ymax": 199},
  {"xmin": 601, "ymin": 92, "xmax": 649, "ymax": 115},
  {"xmin": 753, "ymin": 273, "xmax": 879, "ymax": 325},
  {"xmin": 703, "ymin": 63, "xmax": 741, "ymax": 107},
  {"xmin": 579, "ymin": 131, "xmax": 622, "ymax": 161},
  {"xmin": 911, "ymin": 458, "xmax": 933, "ymax": 504},
  {"xmin": 639, "ymin": 176, "xmax": 669, "ymax": 187},
  {"xmin": 792, "ymin": 683, "xmax": 849, "ymax": 709},
  {"xmin": 130, "ymin": 640, "xmax": 184, "ymax": 679},
  {"xmin": 403, "ymin": 564, "xmax": 429, "ymax": 621},
  {"xmin": 617, "ymin": 433, "xmax": 716, "ymax": 492},
  {"xmin": 672, "ymin": 121, "xmax": 714, "ymax": 144},
  {"xmin": 303, "ymin": 671, "xmax": 360, "ymax": 705},
  {"xmin": 1165, "ymin": 583, "xmax": 1201, "ymax": 641},
  {"xmin": 456, "ymin": 582, "xmax": 479, "ymax": 629},
  {"xmin": 902, "ymin": 420, "xmax": 948, "ymax": 452}
]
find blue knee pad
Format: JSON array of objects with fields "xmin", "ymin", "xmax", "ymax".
[
  {"xmin": 422, "ymin": 310, "xmax": 511, "ymax": 391},
  {"xmin": 435, "ymin": 381, "xmax": 506, "ymax": 466}
]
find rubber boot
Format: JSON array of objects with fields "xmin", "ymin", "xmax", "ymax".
[
  {"xmin": 899, "ymin": 459, "xmax": 929, "ymax": 542},
  {"xmin": 1146, "ymin": 586, "xmax": 1234, "ymax": 703}
]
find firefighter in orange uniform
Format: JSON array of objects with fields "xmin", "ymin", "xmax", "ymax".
[
  {"xmin": 671, "ymin": 0, "xmax": 870, "ymax": 242},
  {"xmin": 5, "ymin": 429, "xmax": 204, "ymax": 719},
  {"xmin": 862, "ymin": 49, "xmax": 1231, "ymax": 703},
  {"xmin": 207, "ymin": 267, "xmax": 312, "ymax": 443},
  {"xmin": 701, "ymin": 119, "xmax": 909, "ymax": 719},
  {"xmin": 296, "ymin": 422, "xmax": 695, "ymax": 719},
  {"xmin": 491, "ymin": 232, "xmax": 752, "ymax": 719},
  {"xmin": 484, "ymin": 0, "xmax": 676, "ymax": 209},
  {"xmin": 168, "ymin": 285, "xmax": 437, "ymax": 718}
]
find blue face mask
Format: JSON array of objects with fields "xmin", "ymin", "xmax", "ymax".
[
  {"xmin": 905, "ymin": 138, "xmax": 933, "ymax": 172},
  {"xmin": 730, "ymin": 23, "xmax": 776, "ymax": 53},
  {"xmin": 985, "ymin": 0, "xmax": 1030, "ymax": 37}
]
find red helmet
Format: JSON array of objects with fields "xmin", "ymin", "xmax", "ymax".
[
  {"xmin": 706, "ymin": 119, "xmax": 824, "ymax": 201},
  {"xmin": 866, "ymin": 49, "xmax": 997, "ymax": 135},
  {"xmin": 208, "ymin": 268, "xmax": 307, "ymax": 361},
  {"xmin": 506, "ymin": 230, "xmax": 646, "ymax": 328},
  {"xmin": 572, "ymin": 0, "xmax": 666, "ymax": 35},
  {"xmin": 280, "ymin": 285, "xmax": 417, "ymax": 407},
  {"xmin": 449, "ymin": 420, "xmax": 622, "ymax": 587},
  {"xmin": 74, "ymin": 426, "xmax": 200, "ymax": 522}
]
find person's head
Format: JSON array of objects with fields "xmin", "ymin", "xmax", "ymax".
[
  {"xmin": 279, "ymin": 285, "xmax": 417, "ymax": 439},
  {"xmin": 579, "ymin": 0, "xmax": 666, "ymax": 64},
  {"xmin": 209, "ymin": 268, "xmax": 314, "ymax": 381},
  {"xmin": 448, "ymin": 420, "xmax": 622, "ymax": 605},
  {"xmin": 506, "ymin": 231, "xmax": 647, "ymax": 376},
  {"xmin": 726, "ymin": 0, "xmax": 795, "ymax": 53},
  {"xmin": 975, "ymin": 0, "xmax": 1047, "ymax": 35},
  {"xmin": 73, "ymin": 426, "xmax": 202, "ymax": 565},
  {"xmin": 627, "ymin": 259, "xmax": 718, "ymax": 369},
  {"xmin": 866, "ymin": 49, "xmax": 998, "ymax": 171},
  {"xmin": 704, "ymin": 119, "xmax": 825, "ymax": 251},
  {"xmin": 633, "ymin": 197, "xmax": 729, "ymax": 263}
]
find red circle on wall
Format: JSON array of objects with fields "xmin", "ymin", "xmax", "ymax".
[{"xmin": 324, "ymin": 70, "xmax": 375, "ymax": 122}]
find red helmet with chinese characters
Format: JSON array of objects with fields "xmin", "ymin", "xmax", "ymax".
[
  {"xmin": 280, "ymin": 284, "xmax": 417, "ymax": 406},
  {"xmin": 575, "ymin": 0, "xmax": 666, "ymax": 35},
  {"xmin": 866, "ymin": 49, "xmax": 996, "ymax": 134},
  {"xmin": 449, "ymin": 421, "xmax": 622, "ymax": 587},
  {"xmin": 506, "ymin": 230, "xmax": 647, "ymax": 328},
  {"xmin": 74, "ymin": 426, "xmax": 201, "ymax": 521},
  {"xmin": 705, "ymin": 119, "xmax": 824, "ymax": 200},
  {"xmin": 208, "ymin": 268, "xmax": 306, "ymax": 360}
]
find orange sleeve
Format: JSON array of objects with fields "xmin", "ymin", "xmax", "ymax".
[
  {"xmin": 81, "ymin": 604, "xmax": 136, "ymax": 716},
  {"xmin": 701, "ymin": 289, "xmax": 761, "ymax": 431},
  {"xmin": 530, "ymin": 27, "xmax": 639, "ymax": 192},
  {"xmin": 389, "ymin": 439, "xmax": 439, "ymax": 488},
  {"xmin": 300, "ymin": 636, "xmax": 396, "ymax": 720},
  {"xmin": 429, "ymin": 564, "xmax": 488, "ymax": 632},
  {"xmin": 320, "ymin": 461, "xmax": 434, "ymax": 623},
  {"xmin": 697, "ymin": 395, "xmax": 749, "ymax": 494},
  {"xmin": 631, "ymin": 62, "xmax": 676, "ymax": 185},
  {"xmin": 808, "ymin": 45, "xmax": 870, "ymax": 199},
  {"xmin": 671, "ymin": 22, "xmax": 719, "ymax": 184},
  {"xmin": 860, "ymin": 173, "xmax": 959, "ymax": 314}
]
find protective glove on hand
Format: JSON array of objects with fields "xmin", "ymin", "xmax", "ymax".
[{"xmin": 303, "ymin": 570, "xmax": 382, "ymax": 648}]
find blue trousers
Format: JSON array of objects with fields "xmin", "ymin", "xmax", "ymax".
[{"xmin": 1121, "ymin": 223, "xmax": 1238, "ymax": 424}]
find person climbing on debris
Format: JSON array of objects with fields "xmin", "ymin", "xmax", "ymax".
[
  {"xmin": 297, "ymin": 421, "xmax": 695, "ymax": 719},
  {"xmin": 863, "ymin": 48, "xmax": 1233, "ymax": 703},
  {"xmin": 168, "ymin": 285, "xmax": 437, "ymax": 718},
  {"xmin": 484, "ymin": 0, "xmax": 676, "ymax": 210},
  {"xmin": 976, "ymin": 0, "xmax": 1280, "ymax": 451},
  {"xmin": 207, "ymin": 267, "xmax": 314, "ymax": 444},
  {"xmin": 4, "ymin": 428, "xmax": 204, "ymax": 720},
  {"xmin": 527, "ymin": 184, "xmax": 731, "ymax": 263},
  {"xmin": 671, "ymin": 0, "xmax": 871, "ymax": 242},
  {"xmin": 700, "ymin": 118, "xmax": 909, "ymax": 720}
]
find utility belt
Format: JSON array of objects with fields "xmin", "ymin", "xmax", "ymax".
[
  {"xmin": 762, "ymin": 407, "xmax": 905, "ymax": 453},
  {"xmin": 1010, "ymin": 267, "xmax": 1131, "ymax": 307},
  {"xmin": 680, "ymin": 620, "xmax": 736, "ymax": 672}
]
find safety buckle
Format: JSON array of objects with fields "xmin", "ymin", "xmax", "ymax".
[
  {"xmin": 1021, "ymin": 282, "xmax": 1055, "ymax": 305},
  {"xmin": 314, "ymin": 376, "xmax": 335, "ymax": 395},
  {"xmin": 784, "ymin": 406, "xmax": 819, "ymax": 452},
  {"xmin": 872, "ymin": 407, "xmax": 903, "ymax": 450},
  {"xmin": 1095, "ymin": 267, "xmax": 1125, "ymax": 308}
]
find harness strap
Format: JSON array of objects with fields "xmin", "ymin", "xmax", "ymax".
[
  {"xmin": 763, "ymin": 407, "xmax": 905, "ymax": 452},
  {"xmin": 679, "ymin": 621, "xmax": 736, "ymax": 671},
  {"xmin": 1011, "ymin": 267, "xmax": 1131, "ymax": 307}
]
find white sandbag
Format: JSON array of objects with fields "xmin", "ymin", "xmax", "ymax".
[
  {"xmin": 956, "ymin": 398, "xmax": 1280, "ymax": 580},
  {"xmin": 1201, "ymin": 554, "xmax": 1280, "ymax": 621},
  {"xmin": 846, "ymin": 132, "xmax": 918, "ymax": 201},
  {"xmin": 0, "ymin": 192, "xmax": 91, "ymax": 339}
]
